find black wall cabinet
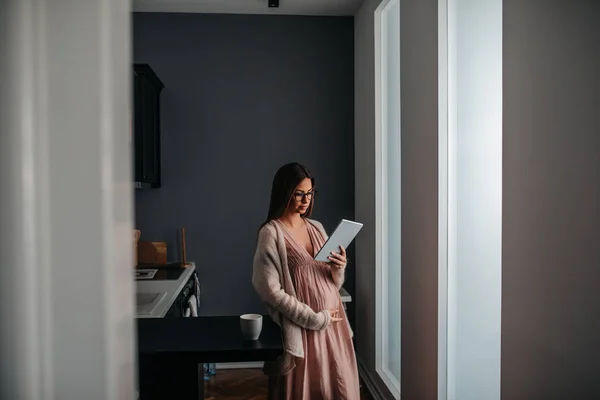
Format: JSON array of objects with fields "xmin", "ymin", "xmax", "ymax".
[{"xmin": 133, "ymin": 64, "xmax": 164, "ymax": 189}]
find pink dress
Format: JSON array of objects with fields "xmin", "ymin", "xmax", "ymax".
[{"xmin": 273, "ymin": 220, "xmax": 361, "ymax": 400}]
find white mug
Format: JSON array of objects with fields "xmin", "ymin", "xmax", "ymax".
[{"xmin": 239, "ymin": 314, "xmax": 263, "ymax": 341}]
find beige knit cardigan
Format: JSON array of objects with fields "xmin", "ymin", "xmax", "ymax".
[{"xmin": 252, "ymin": 219, "xmax": 350, "ymax": 375}]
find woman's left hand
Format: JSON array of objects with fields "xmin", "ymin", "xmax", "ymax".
[{"xmin": 327, "ymin": 246, "xmax": 347, "ymax": 270}]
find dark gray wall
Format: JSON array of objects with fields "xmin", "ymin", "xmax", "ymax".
[
  {"xmin": 502, "ymin": 1, "xmax": 600, "ymax": 399},
  {"xmin": 133, "ymin": 13, "xmax": 355, "ymax": 317},
  {"xmin": 354, "ymin": 0, "xmax": 438, "ymax": 399}
]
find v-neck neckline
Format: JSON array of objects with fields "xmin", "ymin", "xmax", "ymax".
[{"xmin": 276, "ymin": 219, "xmax": 315, "ymax": 258}]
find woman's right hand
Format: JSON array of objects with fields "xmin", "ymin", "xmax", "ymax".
[{"xmin": 328, "ymin": 309, "xmax": 343, "ymax": 322}]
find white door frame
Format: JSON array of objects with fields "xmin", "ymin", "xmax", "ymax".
[
  {"xmin": 437, "ymin": 0, "xmax": 503, "ymax": 399},
  {"xmin": 0, "ymin": 0, "xmax": 136, "ymax": 398},
  {"xmin": 374, "ymin": 0, "xmax": 401, "ymax": 397},
  {"xmin": 437, "ymin": 0, "xmax": 450, "ymax": 399}
]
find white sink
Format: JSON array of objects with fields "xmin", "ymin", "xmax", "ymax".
[{"xmin": 136, "ymin": 292, "xmax": 166, "ymax": 316}]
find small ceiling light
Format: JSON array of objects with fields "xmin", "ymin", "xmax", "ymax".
[{"xmin": 268, "ymin": 0, "xmax": 279, "ymax": 8}]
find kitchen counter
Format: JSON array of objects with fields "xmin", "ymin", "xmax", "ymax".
[
  {"xmin": 136, "ymin": 263, "xmax": 349, "ymax": 318},
  {"xmin": 136, "ymin": 263, "xmax": 196, "ymax": 318},
  {"xmin": 340, "ymin": 287, "xmax": 352, "ymax": 303}
]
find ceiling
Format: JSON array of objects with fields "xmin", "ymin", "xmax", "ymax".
[{"xmin": 133, "ymin": 0, "xmax": 364, "ymax": 16}]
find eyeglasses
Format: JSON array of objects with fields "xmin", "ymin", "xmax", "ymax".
[{"xmin": 292, "ymin": 190, "xmax": 316, "ymax": 202}]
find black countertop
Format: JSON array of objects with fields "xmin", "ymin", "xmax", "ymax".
[
  {"xmin": 137, "ymin": 316, "xmax": 283, "ymax": 399},
  {"xmin": 137, "ymin": 315, "xmax": 283, "ymax": 363}
]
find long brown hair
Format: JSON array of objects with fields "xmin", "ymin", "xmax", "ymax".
[{"xmin": 259, "ymin": 162, "xmax": 315, "ymax": 232}]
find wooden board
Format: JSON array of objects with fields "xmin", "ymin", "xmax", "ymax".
[
  {"xmin": 138, "ymin": 241, "xmax": 167, "ymax": 265},
  {"xmin": 133, "ymin": 230, "xmax": 141, "ymax": 266}
]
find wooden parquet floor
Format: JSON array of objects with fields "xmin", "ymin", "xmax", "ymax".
[{"xmin": 203, "ymin": 368, "xmax": 374, "ymax": 400}]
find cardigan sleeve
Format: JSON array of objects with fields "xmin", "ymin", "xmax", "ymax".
[
  {"xmin": 252, "ymin": 226, "xmax": 330, "ymax": 331},
  {"xmin": 310, "ymin": 220, "xmax": 346, "ymax": 290}
]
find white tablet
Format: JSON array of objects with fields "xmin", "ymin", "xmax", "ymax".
[{"xmin": 314, "ymin": 219, "xmax": 364, "ymax": 262}]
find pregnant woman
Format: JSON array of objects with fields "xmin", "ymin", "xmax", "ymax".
[{"xmin": 252, "ymin": 162, "xmax": 360, "ymax": 400}]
